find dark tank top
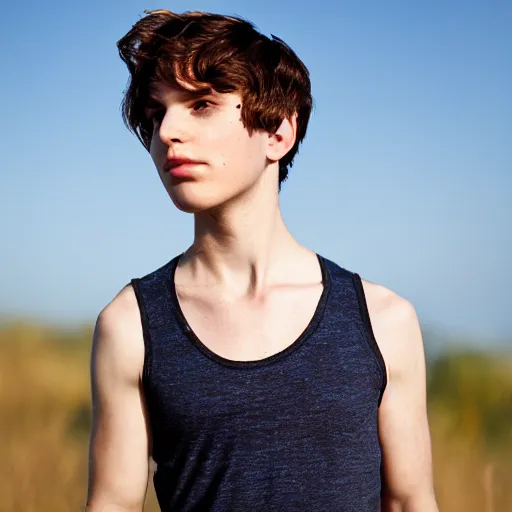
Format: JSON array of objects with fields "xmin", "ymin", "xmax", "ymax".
[{"xmin": 131, "ymin": 253, "xmax": 387, "ymax": 512}]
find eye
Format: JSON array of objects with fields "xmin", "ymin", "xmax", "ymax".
[
  {"xmin": 152, "ymin": 109, "xmax": 165, "ymax": 123},
  {"xmin": 192, "ymin": 100, "xmax": 211, "ymax": 112},
  {"xmin": 145, "ymin": 108, "xmax": 165, "ymax": 125}
]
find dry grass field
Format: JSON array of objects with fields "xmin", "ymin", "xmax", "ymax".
[{"xmin": 1, "ymin": 322, "xmax": 511, "ymax": 511}]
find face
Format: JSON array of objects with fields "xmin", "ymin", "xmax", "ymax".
[{"xmin": 145, "ymin": 83, "xmax": 272, "ymax": 214}]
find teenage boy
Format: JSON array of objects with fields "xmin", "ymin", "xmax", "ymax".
[{"xmin": 87, "ymin": 9, "xmax": 438, "ymax": 512}]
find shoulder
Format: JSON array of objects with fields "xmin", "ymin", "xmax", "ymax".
[
  {"xmin": 360, "ymin": 278, "xmax": 418, "ymax": 331},
  {"xmin": 93, "ymin": 284, "xmax": 144, "ymax": 382},
  {"xmin": 96, "ymin": 284, "xmax": 141, "ymax": 337},
  {"xmin": 360, "ymin": 278, "xmax": 424, "ymax": 383}
]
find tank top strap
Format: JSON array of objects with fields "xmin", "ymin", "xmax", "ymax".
[
  {"xmin": 130, "ymin": 254, "xmax": 181, "ymax": 394},
  {"xmin": 320, "ymin": 256, "xmax": 387, "ymax": 405}
]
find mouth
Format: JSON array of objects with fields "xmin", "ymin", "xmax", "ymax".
[{"xmin": 164, "ymin": 159, "xmax": 204, "ymax": 179}]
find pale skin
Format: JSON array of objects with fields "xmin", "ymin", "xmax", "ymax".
[{"xmin": 86, "ymin": 83, "xmax": 439, "ymax": 511}]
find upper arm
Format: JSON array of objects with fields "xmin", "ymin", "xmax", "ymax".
[
  {"xmin": 363, "ymin": 282, "xmax": 438, "ymax": 511},
  {"xmin": 86, "ymin": 285, "xmax": 151, "ymax": 512}
]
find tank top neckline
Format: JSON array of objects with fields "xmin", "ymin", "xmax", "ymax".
[{"xmin": 165, "ymin": 252, "xmax": 332, "ymax": 369}]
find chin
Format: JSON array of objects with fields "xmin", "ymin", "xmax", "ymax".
[{"xmin": 168, "ymin": 184, "xmax": 227, "ymax": 214}]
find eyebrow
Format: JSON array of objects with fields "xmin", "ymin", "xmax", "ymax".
[{"xmin": 146, "ymin": 86, "xmax": 214, "ymax": 106}]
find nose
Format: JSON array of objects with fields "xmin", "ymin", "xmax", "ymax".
[{"xmin": 157, "ymin": 107, "xmax": 188, "ymax": 145}]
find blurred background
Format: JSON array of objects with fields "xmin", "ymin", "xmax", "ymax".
[{"xmin": 1, "ymin": 0, "xmax": 511, "ymax": 510}]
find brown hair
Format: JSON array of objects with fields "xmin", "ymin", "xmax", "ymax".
[{"xmin": 117, "ymin": 9, "xmax": 313, "ymax": 189}]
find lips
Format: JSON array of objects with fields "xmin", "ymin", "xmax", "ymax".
[{"xmin": 164, "ymin": 157, "xmax": 203, "ymax": 179}]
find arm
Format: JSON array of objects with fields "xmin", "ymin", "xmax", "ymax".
[
  {"xmin": 364, "ymin": 282, "xmax": 438, "ymax": 512},
  {"xmin": 86, "ymin": 285, "xmax": 151, "ymax": 512}
]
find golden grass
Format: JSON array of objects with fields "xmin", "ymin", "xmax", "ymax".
[{"xmin": 0, "ymin": 322, "xmax": 510, "ymax": 511}]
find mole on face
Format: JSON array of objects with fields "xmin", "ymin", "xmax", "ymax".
[{"xmin": 236, "ymin": 104, "xmax": 241, "ymax": 109}]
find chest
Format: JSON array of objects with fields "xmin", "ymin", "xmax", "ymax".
[
  {"xmin": 148, "ymin": 331, "xmax": 382, "ymax": 458},
  {"xmin": 175, "ymin": 282, "xmax": 324, "ymax": 361}
]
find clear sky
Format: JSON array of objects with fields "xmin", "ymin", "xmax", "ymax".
[{"xmin": 1, "ymin": 0, "xmax": 511, "ymax": 348}]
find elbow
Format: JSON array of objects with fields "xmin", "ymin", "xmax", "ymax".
[
  {"xmin": 85, "ymin": 500, "xmax": 144, "ymax": 512},
  {"xmin": 382, "ymin": 487, "xmax": 439, "ymax": 512}
]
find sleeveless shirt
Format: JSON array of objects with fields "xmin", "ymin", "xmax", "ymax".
[{"xmin": 131, "ymin": 253, "xmax": 387, "ymax": 512}]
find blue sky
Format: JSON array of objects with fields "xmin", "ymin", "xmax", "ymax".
[{"xmin": 1, "ymin": 1, "xmax": 511, "ymax": 348}]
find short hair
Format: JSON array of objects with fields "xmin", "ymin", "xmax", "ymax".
[{"xmin": 117, "ymin": 9, "xmax": 313, "ymax": 189}]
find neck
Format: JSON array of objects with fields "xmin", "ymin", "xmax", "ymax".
[{"xmin": 182, "ymin": 171, "xmax": 302, "ymax": 297}]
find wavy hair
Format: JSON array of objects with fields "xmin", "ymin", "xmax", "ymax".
[{"xmin": 117, "ymin": 9, "xmax": 313, "ymax": 189}]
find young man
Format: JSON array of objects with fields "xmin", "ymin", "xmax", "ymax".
[{"xmin": 87, "ymin": 9, "xmax": 438, "ymax": 512}]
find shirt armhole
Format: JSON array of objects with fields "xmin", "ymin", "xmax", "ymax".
[
  {"xmin": 130, "ymin": 278, "xmax": 153, "ymax": 398},
  {"xmin": 351, "ymin": 273, "xmax": 388, "ymax": 406}
]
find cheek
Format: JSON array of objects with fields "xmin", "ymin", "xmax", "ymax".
[
  {"xmin": 199, "ymin": 126, "xmax": 239, "ymax": 167},
  {"xmin": 213, "ymin": 126, "xmax": 264, "ymax": 166}
]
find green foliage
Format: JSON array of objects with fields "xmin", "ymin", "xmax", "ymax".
[{"xmin": 428, "ymin": 349, "xmax": 512, "ymax": 451}]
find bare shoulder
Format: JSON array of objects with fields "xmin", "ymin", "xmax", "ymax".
[
  {"xmin": 97, "ymin": 283, "xmax": 141, "ymax": 330},
  {"xmin": 360, "ymin": 278, "xmax": 424, "ymax": 381},
  {"xmin": 93, "ymin": 284, "xmax": 144, "ymax": 383},
  {"xmin": 87, "ymin": 285, "xmax": 150, "ymax": 511},
  {"xmin": 360, "ymin": 278, "xmax": 419, "ymax": 331},
  {"xmin": 359, "ymin": 279, "xmax": 437, "ymax": 508}
]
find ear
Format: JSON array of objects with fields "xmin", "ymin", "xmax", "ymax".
[{"xmin": 266, "ymin": 113, "xmax": 297, "ymax": 163}]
